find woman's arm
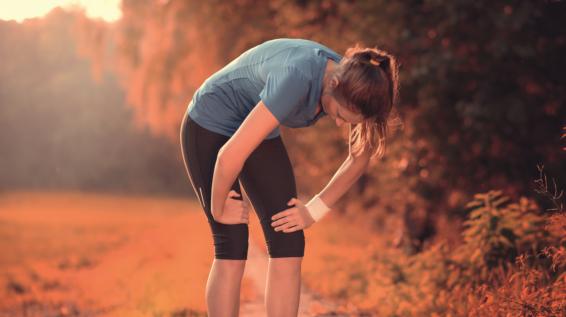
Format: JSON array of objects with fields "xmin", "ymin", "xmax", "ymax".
[
  {"xmin": 317, "ymin": 124, "xmax": 371, "ymax": 208},
  {"xmin": 211, "ymin": 100, "xmax": 280, "ymax": 220},
  {"xmin": 317, "ymin": 153, "xmax": 369, "ymax": 209},
  {"xmin": 270, "ymin": 127, "xmax": 370, "ymax": 231}
]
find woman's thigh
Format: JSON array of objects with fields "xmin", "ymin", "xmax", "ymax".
[
  {"xmin": 179, "ymin": 111, "xmax": 248, "ymax": 260},
  {"xmin": 238, "ymin": 135, "xmax": 305, "ymax": 258}
]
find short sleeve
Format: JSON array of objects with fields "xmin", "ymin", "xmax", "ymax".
[{"xmin": 259, "ymin": 67, "xmax": 311, "ymax": 123}]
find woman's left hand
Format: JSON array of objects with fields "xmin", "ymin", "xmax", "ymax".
[{"xmin": 271, "ymin": 197, "xmax": 315, "ymax": 233}]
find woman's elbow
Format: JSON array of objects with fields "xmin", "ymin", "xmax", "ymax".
[{"xmin": 217, "ymin": 150, "xmax": 244, "ymax": 174}]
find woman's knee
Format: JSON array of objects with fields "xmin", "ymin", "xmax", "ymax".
[
  {"xmin": 210, "ymin": 222, "xmax": 250, "ymax": 260},
  {"xmin": 264, "ymin": 227, "xmax": 305, "ymax": 258}
]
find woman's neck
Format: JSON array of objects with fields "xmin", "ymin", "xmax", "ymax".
[
  {"xmin": 316, "ymin": 59, "xmax": 337, "ymax": 114},
  {"xmin": 322, "ymin": 59, "xmax": 337, "ymax": 90}
]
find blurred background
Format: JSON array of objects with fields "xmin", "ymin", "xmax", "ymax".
[{"xmin": 0, "ymin": 0, "xmax": 564, "ymax": 316}]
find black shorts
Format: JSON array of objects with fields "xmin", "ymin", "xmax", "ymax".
[{"xmin": 179, "ymin": 109, "xmax": 305, "ymax": 260}]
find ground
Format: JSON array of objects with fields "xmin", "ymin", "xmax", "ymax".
[{"xmin": 0, "ymin": 190, "xmax": 372, "ymax": 316}]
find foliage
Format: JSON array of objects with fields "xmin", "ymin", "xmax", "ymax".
[
  {"xmin": 0, "ymin": 10, "xmax": 189, "ymax": 195},
  {"xmin": 73, "ymin": 1, "xmax": 566, "ymax": 246},
  {"xmin": 309, "ymin": 190, "xmax": 565, "ymax": 316},
  {"xmin": 459, "ymin": 190, "xmax": 547, "ymax": 272}
]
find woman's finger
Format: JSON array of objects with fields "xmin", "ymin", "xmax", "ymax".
[
  {"xmin": 271, "ymin": 210, "xmax": 290, "ymax": 221},
  {"xmin": 271, "ymin": 218, "xmax": 282, "ymax": 227},
  {"xmin": 283, "ymin": 224, "xmax": 300, "ymax": 233},
  {"xmin": 275, "ymin": 219, "xmax": 295, "ymax": 232},
  {"xmin": 228, "ymin": 190, "xmax": 241, "ymax": 199},
  {"xmin": 272, "ymin": 215, "xmax": 292, "ymax": 227}
]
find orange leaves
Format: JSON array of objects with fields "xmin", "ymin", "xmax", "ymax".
[{"xmin": 299, "ymin": 188, "xmax": 564, "ymax": 316}]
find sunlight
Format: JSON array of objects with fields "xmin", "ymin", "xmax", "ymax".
[{"xmin": 0, "ymin": 0, "xmax": 122, "ymax": 22}]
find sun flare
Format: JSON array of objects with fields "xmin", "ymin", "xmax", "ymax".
[{"xmin": 0, "ymin": 0, "xmax": 122, "ymax": 23}]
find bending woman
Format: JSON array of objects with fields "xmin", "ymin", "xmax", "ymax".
[{"xmin": 179, "ymin": 38, "xmax": 399, "ymax": 317}]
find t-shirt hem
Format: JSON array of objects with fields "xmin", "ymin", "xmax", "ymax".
[{"xmin": 188, "ymin": 110, "xmax": 281, "ymax": 140}]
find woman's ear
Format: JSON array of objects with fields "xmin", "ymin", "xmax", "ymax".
[{"xmin": 331, "ymin": 77, "xmax": 339, "ymax": 89}]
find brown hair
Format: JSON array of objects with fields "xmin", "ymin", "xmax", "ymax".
[{"xmin": 331, "ymin": 43, "xmax": 403, "ymax": 161}]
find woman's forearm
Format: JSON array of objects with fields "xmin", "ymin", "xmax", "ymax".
[
  {"xmin": 317, "ymin": 155, "xmax": 369, "ymax": 208},
  {"xmin": 210, "ymin": 154, "xmax": 244, "ymax": 219}
]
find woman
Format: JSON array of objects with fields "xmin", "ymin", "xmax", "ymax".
[{"xmin": 179, "ymin": 38, "xmax": 399, "ymax": 316}]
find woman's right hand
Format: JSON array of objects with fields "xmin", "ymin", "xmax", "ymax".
[{"xmin": 214, "ymin": 190, "xmax": 250, "ymax": 224}]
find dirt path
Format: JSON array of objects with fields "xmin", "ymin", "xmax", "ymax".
[
  {"xmin": 240, "ymin": 237, "xmax": 344, "ymax": 316},
  {"xmin": 0, "ymin": 191, "xmax": 354, "ymax": 316}
]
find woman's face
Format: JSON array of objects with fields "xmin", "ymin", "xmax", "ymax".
[{"xmin": 321, "ymin": 80, "xmax": 365, "ymax": 127}]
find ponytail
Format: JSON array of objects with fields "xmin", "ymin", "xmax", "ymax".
[{"xmin": 333, "ymin": 44, "xmax": 403, "ymax": 161}]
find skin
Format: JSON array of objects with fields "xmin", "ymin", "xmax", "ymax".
[
  {"xmin": 204, "ymin": 58, "xmax": 371, "ymax": 317},
  {"xmin": 314, "ymin": 60, "xmax": 366, "ymax": 128}
]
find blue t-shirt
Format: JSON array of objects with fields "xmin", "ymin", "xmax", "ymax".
[{"xmin": 186, "ymin": 38, "xmax": 343, "ymax": 139}]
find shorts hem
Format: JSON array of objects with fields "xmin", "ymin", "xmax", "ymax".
[{"xmin": 214, "ymin": 255, "xmax": 248, "ymax": 260}]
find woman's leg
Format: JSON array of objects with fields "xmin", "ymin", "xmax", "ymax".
[
  {"xmin": 180, "ymin": 111, "xmax": 248, "ymax": 317},
  {"xmin": 238, "ymin": 135, "xmax": 304, "ymax": 317}
]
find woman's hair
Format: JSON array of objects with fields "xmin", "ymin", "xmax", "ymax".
[{"xmin": 331, "ymin": 43, "xmax": 403, "ymax": 161}]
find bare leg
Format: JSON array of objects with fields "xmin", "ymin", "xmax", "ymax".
[
  {"xmin": 206, "ymin": 259, "xmax": 247, "ymax": 317},
  {"xmin": 265, "ymin": 257, "xmax": 303, "ymax": 317}
]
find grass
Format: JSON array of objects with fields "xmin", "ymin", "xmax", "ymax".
[
  {"xmin": 0, "ymin": 190, "xmax": 386, "ymax": 316},
  {"xmin": 0, "ymin": 190, "xmax": 213, "ymax": 316}
]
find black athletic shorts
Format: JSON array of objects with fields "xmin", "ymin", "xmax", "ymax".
[{"xmin": 179, "ymin": 108, "xmax": 305, "ymax": 260}]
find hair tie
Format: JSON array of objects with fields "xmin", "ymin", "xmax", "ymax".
[
  {"xmin": 373, "ymin": 55, "xmax": 390, "ymax": 69},
  {"xmin": 352, "ymin": 51, "xmax": 390, "ymax": 69},
  {"xmin": 369, "ymin": 58, "xmax": 381, "ymax": 66}
]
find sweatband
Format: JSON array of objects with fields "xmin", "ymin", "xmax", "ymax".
[{"xmin": 305, "ymin": 194, "xmax": 331, "ymax": 222}]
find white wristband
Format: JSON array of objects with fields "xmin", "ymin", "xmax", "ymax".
[{"xmin": 305, "ymin": 194, "xmax": 331, "ymax": 222}]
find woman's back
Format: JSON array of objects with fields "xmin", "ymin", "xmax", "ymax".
[{"xmin": 187, "ymin": 38, "xmax": 342, "ymax": 139}]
